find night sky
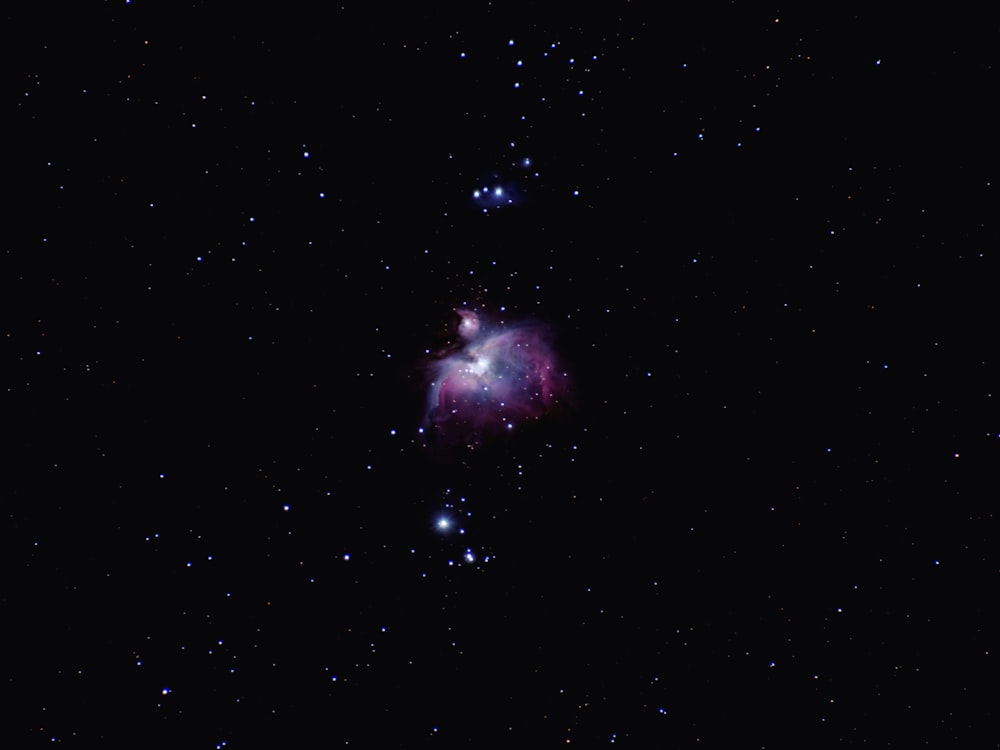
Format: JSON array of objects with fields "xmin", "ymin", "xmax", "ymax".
[{"xmin": 6, "ymin": 4, "xmax": 998, "ymax": 747}]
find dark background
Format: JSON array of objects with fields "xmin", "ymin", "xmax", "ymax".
[{"xmin": 5, "ymin": 4, "xmax": 998, "ymax": 746}]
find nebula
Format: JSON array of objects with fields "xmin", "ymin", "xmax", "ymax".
[{"xmin": 422, "ymin": 309, "xmax": 570, "ymax": 447}]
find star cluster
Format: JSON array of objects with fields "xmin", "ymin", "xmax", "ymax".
[{"xmin": 469, "ymin": 156, "xmax": 539, "ymax": 211}]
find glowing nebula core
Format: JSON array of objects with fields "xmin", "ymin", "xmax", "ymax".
[{"xmin": 422, "ymin": 309, "xmax": 570, "ymax": 447}]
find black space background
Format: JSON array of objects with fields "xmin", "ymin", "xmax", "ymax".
[{"xmin": 4, "ymin": 4, "xmax": 999, "ymax": 747}]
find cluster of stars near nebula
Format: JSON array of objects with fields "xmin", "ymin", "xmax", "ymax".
[
  {"xmin": 470, "ymin": 156, "xmax": 538, "ymax": 211},
  {"xmin": 431, "ymin": 489, "xmax": 491, "ymax": 569},
  {"xmin": 422, "ymin": 308, "xmax": 570, "ymax": 448}
]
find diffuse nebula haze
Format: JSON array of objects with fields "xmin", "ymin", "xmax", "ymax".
[{"xmin": 422, "ymin": 309, "xmax": 571, "ymax": 447}]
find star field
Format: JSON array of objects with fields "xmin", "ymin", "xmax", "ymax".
[{"xmin": 5, "ymin": 4, "xmax": 999, "ymax": 748}]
